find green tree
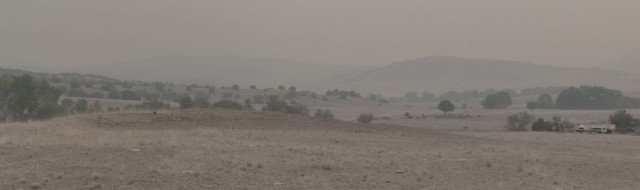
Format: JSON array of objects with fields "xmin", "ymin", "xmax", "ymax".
[
  {"xmin": 609, "ymin": 110, "xmax": 639, "ymax": 132},
  {"xmin": 121, "ymin": 90, "xmax": 141, "ymax": 100},
  {"xmin": 0, "ymin": 75, "xmax": 62, "ymax": 121},
  {"xmin": 179, "ymin": 96, "xmax": 193, "ymax": 109},
  {"xmin": 74, "ymin": 99, "xmax": 89, "ymax": 113},
  {"xmin": 505, "ymin": 112, "xmax": 534, "ymax": 131},
  {"xmin": 357, "ymin": 113, "xmax": 374, "ymax": 124},
  {"xmin": 61, "ymin": 98, "xmax": 74, "ymax": 114},
  {"xmin": 482, "ymin": 92, "xmax": 513, "ymax": 109},
  {"xmin": 232, "ymin": 84, "xmax": 240, "ymax": 90},
  {"xmin": 93, "ymin": 100, "xmax": 103, "ymax": 112},
  {"xmin": 536, "ymin": 94, "xmax": 554, "ymax": 109},
  {"xmin": 212, "ymin": 100, "xmax": 242, "ymax": 110},
  {"xmin": 437, "ymin": 100, "xmax": 455, "ymax": 114},
  {"xmin": 527, "ymin": 102, "xmax": 538, "ymax": 111}
]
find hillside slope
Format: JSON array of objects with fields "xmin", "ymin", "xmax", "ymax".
[
  {"xmin": 334, "ymin": 56, "xmax": 640, "ymax": 95},
  {"xmin": 600, "ymin": 48, "xmax": 640, "ymax": 73},
  {"xmin": 78, "ymin": 55, "xmax": 370, "ymax": 88}
]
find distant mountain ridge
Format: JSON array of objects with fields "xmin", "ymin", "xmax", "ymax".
[
  {"xmin": 77, "ymin": 55, "xmax": 371, "ymax": 88},
  {"xmin": 331, "ymin": 56, "xmax": 640, "ymax": 95},
  {"xmin": 600, "ymin": 48, "xmax": 640, "ymax": 73}
]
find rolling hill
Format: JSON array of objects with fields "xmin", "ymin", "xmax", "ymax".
[
  {"xmin": 332, "ymin": 56, "xmax": 640, "ymax": 95},
  {"xmin": 77, "ymin": 55, "xmax": 371, "ymax": 89},
  {"xmin": 600, "ymin": 48, "xmax": 640, "ymax": 73}
]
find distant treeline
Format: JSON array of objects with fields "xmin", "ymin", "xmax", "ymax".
[{"xmin": 395, "ymin": 86, "xmax": 569, "ymax": 103}]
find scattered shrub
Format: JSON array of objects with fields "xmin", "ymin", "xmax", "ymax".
[
  {"xmin": 357, "ymin": 113, "xmax": 374, "ymax": 124},
  {"xmin": 505, "ymin": 112, "xmax": 534, "ymax": 131},
  {"xmin": 212, "ymin": 100, "xmax": 242, "ymax": 110}
]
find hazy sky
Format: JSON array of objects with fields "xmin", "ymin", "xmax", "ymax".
[{"xmin": 1, "ymin": 0, "xmax": 639, "ymax": 69}]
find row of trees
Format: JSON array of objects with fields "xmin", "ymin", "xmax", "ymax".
[{"xmin": 505, "ymin": 110, "xmax": 639, "ymax": 133}]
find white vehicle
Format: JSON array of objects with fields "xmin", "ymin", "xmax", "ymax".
[{"xmin": 575, "ymin": 123, "xmax": 615, "ymax": 134}]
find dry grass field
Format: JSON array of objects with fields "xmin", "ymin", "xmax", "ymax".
[{"xmin": 1, "ymin": 108, "xmax": 640, "ymax": 190}]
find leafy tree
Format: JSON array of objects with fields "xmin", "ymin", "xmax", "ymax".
[
  {"xmin": 232, "ymin": 84, "xmax": 240, "ymax": 90},
  {"xmin": 357, "ymin": 113, "xmax": 374, "ymax": 124},
  {"xmin": 91, "ymin": 92, "xmax": 105, "ymax": 99},
  {"xmin": 243, "ymin": 98, "xmax": 254, "ymax": 110},
  {"xmin": 93, "ymin": 100, "xmax": 103, "ymax": 112},
  {"xmin": 0, "ymin": 75, "xmax": 62, "ymax": 121},
  {"xmin": 70, "ymin": 80, "xmax": 81, "ymax": 89},
  {"xmin": 107, "ymin": 90, "xmax": 120, "ymax": 99},
  {"xmin": 121, "ymin": 90, "xmax": 141, "ymax": 100},
  {"xmin": 250, "ymin": 85, "xmax": 257, "ymax": 89},
  {"xmin": 437, "ymin": 100, "xmax": 455, "ymax": 114},
  {"xmin": 482, "ymin": 92, "xmax": 512, "ymax": 109},
  {"xmin": 314, "ymin": 109, "xmax": 324, "ymax": 118},
  {"xmin": 505, "ymin": 112, "xmax": 534, "ymax": 131},
  {"xmin": 526, "ymin": 102, "xmax": 537, "ymax": 111},
  {"xmin": 531, "ymin": 118, "xmax": 553, "ymax": 132},
  {"xmin": 67, "ymin": 89, "xmax": 88, "ymax": 97},
  {"xmin": 61, "ymin": 98, "xmax": 74, "ymax": 114},
  {"xmin": 278, "ymin": 85, "xmax": 286, "ymax": 90},
  {"xmin": 288, "ymin": 86, "xmax": 296, "ymax": 92},
  {"xmin": 222, "ymin": 92, "xmax": 233, "ymax": 99},
  {"xmin": 74, "ymin": 99, "xmax": 89, "ymax": 113},
  {"xmin": 262, "ymin": 96, "xmax": 309, "ymax": 115},
  {"xmin": 556, "ymin": 86, "xmax": 631, "ymax": 109},
  {"xmin": 536, "ymin": 94, "xmax": 554, "ymax": 109},
  {"xmin": 609, "ymin": 110, "xmax": 639, "ymax": 132},
  {"xmin": 179, "ymin": 96, "xmax": 193, "ymax": 109},
  {"xmin": 212, "ymin": 100, "xmax": 242, "ymax": 110},
  {"xmin": 322, "ymin": 109, "xmax": 334, "ymax": 119}
]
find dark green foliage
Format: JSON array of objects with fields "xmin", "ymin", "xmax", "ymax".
[
  {"xmin": 505, "ymin": 112, "xmax": 534, "ymax": 131},
  {"xmin": 262, "ymin": 96, "xmax": 309, "ymax": 116},
  {"xmin": 288, "ymin": 86, "xmax": 296, "ymax": 92},
  {"xmin": 243, "ymin": 98, "xmax": 254, "ymax": 110},
  {"xmin": 326, "ymin": 89, "xmax": 361, "ymax": 98},
  {"xmin": 556, "ymin": 86, "xmax": 637, "ymax": 109},
  {"xmin": 536, "ymin": 94, "xmax": 554, "ymax": 109},
  {"xmin": 61, "ymin": 98, "xmax": 74, "ymax": 114},
  {"xmin": 482, "ymin": 92, "xmax": 513, "ymax": 109},
  {"xmin": 531, "ymin": 118, "xmax": 553, "ymax": 132},
  {"xmin": 0, "ymin": 75, "xmax": 63, "ymax": 121},
  {"xmin": 212, "ymin": 100, "xmax": 243, "ymax": 110},
  {"xmin": 520, "ymin": 86, "xmax": 569, "ymax": 96},
  {"xmin": 278, "ymin": 85, "xmax": 286, "ymax": 90},
  {"xmin": 74, "ymin": 99, "xmax": 89, "ymax": 113},
  {"xmin": 527, "ymin": 102, "xmax": 537, "ymax": 111},
  {"xmin": 93, "ymin": 101, "xmax": 103, "ymax": 112},
  {"xmin": 70, "ymin": 80, "xmax": 81, "ymax": 89},
  {"xmin": 437, "ymin": 100, "xmax": 455, "ymax": 114},
  {"xmin": 222, "ymin": 92, "xmax": 233, "ymax": 99},
  {"xmin": 609, "ymin": 110, "xmax": 639, "ymax": 132},
  {"xmin": 250, "ymin": 85, "xmax": 257, "ymax": 89},
  {"xmin": 91, "ymin": 92, "xmax": 105, "ymax": 99},
  {"xmin": 357, "ymin": 113, "xmax": 374, "ymax": 124},
  {"xmin": 179, "ymin": 96, "xmax": 193, "ymax": 109},
  {"xmin": 283, "ymin": 91, "xmax": 297, "ymax": 99},
  {"xmin": 121, "ymin": 90, "xmax": 141, "ymax": 100},
  {"xmin": 67, "ymin": 89, "xmax": 88, "ymax": 97},
  {"xmin": 314, "ymin": 109, "xmax": 335, "ymax": 119},
  {"xmin": 108, "ymin": 90, "xmax": 120, "ymax": 99},
  {"xmin": 232, "ymin": 84, "xmax": 240, "ymax": 90}
]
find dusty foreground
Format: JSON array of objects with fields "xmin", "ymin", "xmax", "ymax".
[{"xmin": 1, "ymin": 109, "xmax": 639, "ymax": 190}]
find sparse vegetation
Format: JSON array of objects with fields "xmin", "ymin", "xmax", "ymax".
[
  {"xmin": 357, "ymin": 113, "xmax": 374, "ymax": 123},
  {"xmin": 505, "ymin": 112, "xmax": 534, "ymax": 131},
  {"xmin": 609, "ymin": 110, "xmax": 639, "ymax": 132},
  {"xmin": 212, "ymin": 100, "xmax": 243, "ymax": 110},
  {"xmin": 262, "ymin": 96, "xmax": 309, "ymax": 116}
]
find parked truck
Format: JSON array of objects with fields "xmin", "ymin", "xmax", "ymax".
[{"xmin": 575, "ymin": 123, "xmax": 615, "ymax": 134}]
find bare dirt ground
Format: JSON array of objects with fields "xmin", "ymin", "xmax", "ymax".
[{"xmin": 1, "ymin": 109, "xmax": 640, "ymax": 190}]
